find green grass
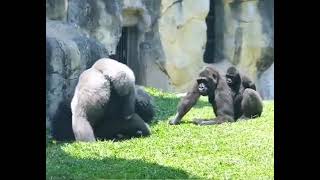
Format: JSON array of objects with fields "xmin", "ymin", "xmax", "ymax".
[{"xmin": 46, "ymin": 87, "xmax": 274, "ymax": 179}]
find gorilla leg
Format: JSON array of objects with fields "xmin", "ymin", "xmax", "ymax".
[
  {"xmin": 72, "ymin": 115, "xmax": 96, "ymax": 142},
  {"xmin": 169, "ymin": 84, "xmax": 200, "ymax": 125},
  {"xmin": 193, "ymin": 90, "xmax": 235, "ymax": 125},
  {"xmin": 240, "ymin": 88, "xmax": 263, "ymax": 119},
  {"xmin": 193, "ymin": 115, "xmax": 234, "ymax": 125}
]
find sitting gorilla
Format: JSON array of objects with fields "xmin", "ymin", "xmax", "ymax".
[
  {"xmin": 71, "ymin": 58, "xmax": 154, "ymax": 142},
  {"xmin": 169, "ymin": 65, "xmax": 235, "ymax": 125},
  {"xmin": 225, "ymin": 66, "xmax": 263, "ymax": 120}
]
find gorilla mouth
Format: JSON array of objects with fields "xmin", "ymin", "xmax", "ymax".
[
  {"xmin": 198, "ymin": 88, "xmax": 208, "ymax": 96},
  {"xmin": 226, "ymin": 78, "xmax": 232, "ymax": 84},
  {"xmin": 199, "ymin": 92, "xmax": 207, "ymax": 96}
]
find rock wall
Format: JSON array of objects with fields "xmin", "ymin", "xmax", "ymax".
[
  {"xmin": 158, "ymin": 0, "xmax": 209, "ymax": 92},
  {"xmin": 157, "ymin": 0, "xmax": 274, "ymax": 98},
  {"xmin": 67, "ymin": 0, "xmax": 170, "ymax": 90},
  {"xmin": 215, "ymin": 0, "xmax": 274, "ymax": 99}
]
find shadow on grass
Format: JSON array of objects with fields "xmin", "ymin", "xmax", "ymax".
[{"xmin": 46, "ymin": 145, "xmax": 198, "ymax": 179}]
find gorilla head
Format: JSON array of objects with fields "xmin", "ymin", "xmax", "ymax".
[
  {"xmin": 196, "ymin": 67, "xmax": 220, "ymax": 96},
  {"xmin": 226, "ymin": 66, "xmax": 256, "ymax": 91},
  {"xmin": 226, "ymin": 66, "xmax": 241, "ymax": 92}
]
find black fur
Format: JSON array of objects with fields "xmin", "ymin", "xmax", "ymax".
[
  {"xmin": 135, "ymin": 86, "xmax": 155, "ymax": 123},
  {"xmin": 169, "ymin": 65, "xmax": 234, "ymax": 126}
]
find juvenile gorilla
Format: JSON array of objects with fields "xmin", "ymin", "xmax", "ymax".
[
  {"xmin": 71, "ymin": 58, "xmax": 152, "ymax": 142},
  {"xmin": 225, "ymin": 66, "xmax": 263, "ymax": 120},
  {"xmin": 169, "ymin": 65, "xmax": 235, "ymax": 125}
]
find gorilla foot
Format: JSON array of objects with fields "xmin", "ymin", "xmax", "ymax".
[
  {"xmin": 237, "ymin": 115, "xmax": 249, "ymax": 121},
  {"xmin": 116, "ymin": 133, "xmax": 125, "ymax": 139},
  {"xmin": 192, "ymin": 119, "xmax": 220, "ymax": 125},
  {"xmin": 238, "ymin": 114, "xmax": 260, "ymax": 121},
  {"xmin": 136, "ymin": 130, "xmax": 143, "ymax": 136},
  {"xmin": 192, "ymin": 119, "xmax": 204, "ymax": 125},
  {"xmin": 169, "ymin": 119, "xmax": 181, "ymax": 125},
  {"xmin": 169, "ymin": 113, "xmax": 183, "ymax": 125}
]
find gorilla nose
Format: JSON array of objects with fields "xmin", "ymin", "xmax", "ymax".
[{"xmin": 227, "ymin": 79, "xmax": 232, "ymax": 83}]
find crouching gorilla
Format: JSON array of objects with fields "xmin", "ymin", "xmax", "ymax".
[
  {"xmin": 71, "ymin": 58, "xmax": 154, "ymax": 142},
  {"xmin": 225, "ymin": 66, "xmax": 263, "ymax": 119},
  {"xmin": 169, "ymin": 65, "xmax": 235, "ymax": 125}
]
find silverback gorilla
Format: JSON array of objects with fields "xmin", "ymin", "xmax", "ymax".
[
  {"xmin": 71, "ymin": 58, "xmax": 154, "ymax": 142},
  {"xmin": 169, "ymin": 65, "xmax": 235, "ymax": 125},
  {"xmin": 225, "ymin": 66, "xmax": 263, "ymax": 119}
]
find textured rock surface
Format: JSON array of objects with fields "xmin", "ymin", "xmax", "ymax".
[
  {"xmin": 257, "ymin": 63, "xmax": 274, "ymax": 100},
  {"xmin": 219, "ymin": 0, "xmax": 274, "ymax": 97},
  {"xmin": 67, "ymin": 0, "xmax": 170, "ymax": 90},
  {"xmin": 46, "ymin": 0, "xmax": 68, "ymax": 21},
  {"xmin": 67, "ymin": 0, "xmax": 122, "ymax": 54},
  {"xmin": 158, "ymin": 0, "xmax": 273, "ymax": 97},
  {"xmin": 159, "ymin": 0, "xmax": 209, "ymax": 92}
]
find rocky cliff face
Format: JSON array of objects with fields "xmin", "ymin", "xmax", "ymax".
[
  {"xmin": 220, "ymin": 0, "xmax": 274, "ymax": 99},
  {"xmin": 155, "ymin": 0, "xmax": 274, "ymax": 99},
  {"xmin": 158, "ymin": 0, "xmax": 209, "ymax": 92},
  {"xmin": 46, "ymin": 0, "xmax": 274, "ymax": 135}
]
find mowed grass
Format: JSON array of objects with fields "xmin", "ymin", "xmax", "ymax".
[{"xmin": 46, "ymin": 87, "xmax": 274, "ymax": 179}]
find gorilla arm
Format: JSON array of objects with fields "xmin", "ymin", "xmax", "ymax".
[
  {"xmin": 121, "ymin": 85, "xmax": 136, "ymax": 120},
  {"xmin": 169, "ymin": 83, "xmax": 200, "ymax": 125},
  {"xmin": 72, "ymin": 115, "xmax": 96, "ymax": 142},
  {"xmin": 193, "ymin": 79, "xmax": 235, "ymax": 125}
]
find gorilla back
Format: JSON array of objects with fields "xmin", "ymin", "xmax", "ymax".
[{"xmin": 71, "ymin": 58, "xmax": 151, "ymax": 142}]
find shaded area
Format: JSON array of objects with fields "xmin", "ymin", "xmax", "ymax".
[
  {"xmin": 46, "ymin": 145, "xmax": 197, "ymax": 179},
  {"xmin": 204, "ymin": 0, "xmax": 225, "ymax": 63}
]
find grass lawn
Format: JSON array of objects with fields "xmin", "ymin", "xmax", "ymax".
[{"xmin": 46, "ymin": 87, "xmax": 274, "ymax": 179}]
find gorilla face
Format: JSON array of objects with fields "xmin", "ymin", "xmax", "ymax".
[
  {"xmin": 196, "ymin": 67, "xmax": 219, "ymax": 96},
  {"xmin": 196, "ymin": 78, "xmax": 209, "ymax": 96},
  {"xmin": 226, "ymin": 67, "xmax": 241, "ymax": 91}
]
